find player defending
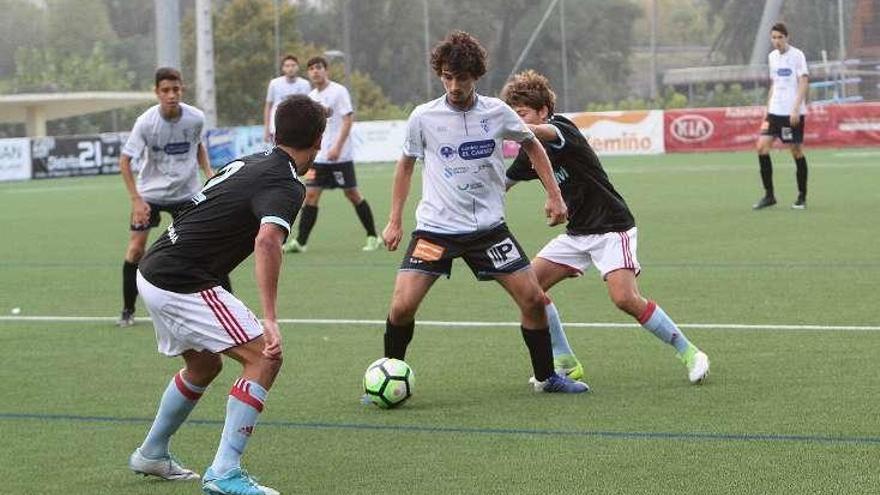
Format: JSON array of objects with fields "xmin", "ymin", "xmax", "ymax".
[
  {"xmin": 128, "ymin": 95, "xmax": 326, "ymax": 495},
  {"xmin": 263, "ymin": 54, "xmax": 312, "ymax": 143},
  {"xmin": 282, "ymin": 56, "xmax": 380, "ymax": 253},
  {"xmin": 753, "ymin": 22, "xmax": 810, "ymax": 210},
  {"xmin": 501, "ymin": 70, "xmax": 709, "ymax": 384},
  {"xmin": 118, "ymin": 67, "xmax": 216, "ymax": 327},
  {"xmin": 381, "ymin": 32, "xmax": 588, "ymax": 393}
]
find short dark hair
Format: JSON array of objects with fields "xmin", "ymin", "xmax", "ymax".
[
  {"xmin": 431, "ymin": 31, "xmax": 487, "ymax": 79},
  {"xmin": 307, "ymin": 56, "xmax": 328, "ymax": 70},
  {"xmin": 155, "ymin": 67, "xmax": 182, "ymax": 87},
  {"xmin": 771, "ymin": 22, "xmax": 788, "ymax": 37},
  {"xmin": 501, "ymin": 70, "xmax": 556, "ymax": 115},
  {"xmin": 274, "ymin": 94, "xmax": 326, "ymax": 150},
  {"xmin": 281, "ymin": 54, "xmax": 299, "ymax": 67}
]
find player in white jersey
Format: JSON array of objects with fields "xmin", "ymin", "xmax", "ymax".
[
  {"xmin": 263, "ymin": 54, "xmax": 312, "ymax": 143},
  {"xmin": 753, "ymin": 22, "xmax": 810, "ymax": 210},
  {"xmin": 118, "ymin": 67, "xmax": 215, "ymax": 327},
  {"xmin": 380, "ymin": 31, "xmax": 588, "ymax": 394},
  {"xmin": 282, "ymin": 56, "xmax": 380, "ymax": 254}
]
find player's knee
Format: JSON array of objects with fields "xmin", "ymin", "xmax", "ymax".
[
  {"xmin": 344, "ymin": 189, "xmax": 362, "ymax": 203},
  {"xmin": 262, "ymin": 354, "xmax": 283, "ymax": 377},
  {"xmin": 520, "ymin": 290, "xmax": 546, "ymax": 318}
]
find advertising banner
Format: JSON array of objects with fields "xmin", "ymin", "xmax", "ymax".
[
  {"xmin": 351, "ymin": 120, "xmax": 408, "ymax": 163},
  {"xmin": 31, "ymin": 133, "xmax": 124, "ymax": 179},
  {"xmin": 664, "ymin": 103, "xmax": 880, "ymax": 152},
  {"xmin": 0, "ymin": 138, "xmax": 32, "ymax": 182},
  {"xmin": 205, "ymin": 126, "xmax": 269, "ymax": 168},
  {"xmin": 567, "ymin": 110, "xmax": 665, "ymax": 155}
]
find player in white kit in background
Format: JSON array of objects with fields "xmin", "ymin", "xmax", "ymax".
[
  {"xmin": 283, "ymin": 56, "xmax": 381, "ymax": 253},
  {"xmin": 263, "ymin": 54, "xmax": 312, "ymax": 143},
  {"xmin": 753, "ymin": 22, "xmax": 810, "ymax": 210},
  {"xmin": 118, "ymin": 67, "xmax": 215, "ymax": 327}
]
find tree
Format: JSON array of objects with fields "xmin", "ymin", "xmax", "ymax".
[{"xmin": 0, "ymin": 0, "xmax": 45, "ymax": 78}]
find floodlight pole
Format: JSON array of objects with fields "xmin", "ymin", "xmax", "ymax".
[
  {"xmin": 837, "ymin": 0, "xmax": 846, "ymax": 61},
  {"xmin": 195, "ymin": 0, "xmax": 217, "ymax": 129},
  {"xmin": 424, "ymin": 0, "xmax": 432, "ymax": 99},
  {"xmin": 274, "ymin": 0, "xmax": 281, "ymax": 75},
  {"xmin": 560, "ymin": 0, "xmax": 569, "ymax": 112},
  {"xmin": 649, "ymin": 0, "xmax": 658, "ymax": 100},
  {"xmin": 154, "ymin": 0, "xmax": 181, "ymax": 69},
  {"xmin": 507, "ymin": 0, "xmax": 560, "ymax": 82}
]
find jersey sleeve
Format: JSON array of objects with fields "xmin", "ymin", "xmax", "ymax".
[
  {"xmin": 122, "ymin": 116, "xmax": 147, "ymax": 159},
  {"xmin": 505, "ymin": 150, "xmax": 538, "ymax": 182},
  {"xmin": 402, "ymin": 109, "xmax": 424, "ymax": 159},
  {"xmin": 250, "ymin": 183, "xmax": 305, "ymax": 235},
  {"xmin": 337, "ymin": 86, "xmax": 354, "ymax": 116},
  {"xmin": 796, "ymin": 51, "xmax": 809, "ymax": 77},
  {"xmin": 265, "ymin": 80, "xmax": 275, "ymax": 103},
  {"xmin": 499, "ymin": 105, "xmax": 536, "ymax": 143}
]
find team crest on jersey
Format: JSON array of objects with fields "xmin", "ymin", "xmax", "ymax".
[
  {"xmin": 439, "ymin": 144, "xmax": 457, "ymax": 162},
  {"xmin": 480, "ymin": 118, "xmax": 490, "ymax": 133}
]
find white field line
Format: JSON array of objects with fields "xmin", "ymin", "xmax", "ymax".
[{"xmin": 0, "ymin": 315, "xmax": 878, "ymax": 331}]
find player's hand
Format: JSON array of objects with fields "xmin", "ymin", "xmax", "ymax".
[
  {"xmin": 327, "ymin": 146, "xmax": 341, "ymax": 162},
  {"xmin": 261, "ymin": 319, "xmax": 282, "ymax": 359},
  {"xmin": 382, "ymin": 221, "xmax": 402, "ymax": 251},
  {"xmin": 545, "ymin": 196, "xmax": 568, "ymax": 226},
  {"xmin": 131, "ymin": 197, "xmax": 151, "ymax": 228},
  {"xmin": 789, "ymin": 112, "xmax": 800, "ymax": 128}
]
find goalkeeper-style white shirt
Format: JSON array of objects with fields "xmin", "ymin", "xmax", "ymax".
[{"xmin": 402, "ymin": 94, "xmax": 535, "ymax": 234}]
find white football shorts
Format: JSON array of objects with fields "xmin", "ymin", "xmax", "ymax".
[
  {"xmin": 535, "ymin": 227, "xmax": 641, "ymax": 279},
  {"xmin": 137, "ymin": 271, "xmax": 264, "ymax": 356}
]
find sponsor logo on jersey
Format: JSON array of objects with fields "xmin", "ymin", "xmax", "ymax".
[
  {"xmin": 458, "ymin": 140, "xmax": 495, "ymax": 160},
  {"xmin": 456, "ymin": 181, "xmax": 484, "ymax": 191},
  {"xmin": 167, "ymin": 223, "xmax": 179, "ymax": 244},
  {"xmin": 443, "ymin": 166, "xmax": 467, "ymax": 178},
  {"xmin": 670, "ymin": 115, "xmax": 714, "ymax": 143},
  {"xmin": 776, "ymin": 68, "xmax": 793, "ymax": 77},
  {"xmin": 412, "ymin": 239, "xmax": 445, "ymax": 261},
  {"xmin": 164, "ymin": 142, "xmax": 191, "ymax": 155},
  {"xmin": 486, "ymin": 237, "xmax": 522, "ymax": 269},
  {"xmin": 553, "ymin": 166, "xmax": 570, "ymax": 184}
]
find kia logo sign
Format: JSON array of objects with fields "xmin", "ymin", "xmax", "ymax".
[{"xmin": 671, "ymin": 115, "xmax": 714, "ymax": 142}]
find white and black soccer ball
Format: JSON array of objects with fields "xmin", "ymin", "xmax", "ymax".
[{"xmin": 363, "ymin": 358, "xmax": 414, "ymax": 409}]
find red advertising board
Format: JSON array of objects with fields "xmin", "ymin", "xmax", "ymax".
[{"xmin": 665, "ymin": 103, "xmax": 880, "ymax": 152}]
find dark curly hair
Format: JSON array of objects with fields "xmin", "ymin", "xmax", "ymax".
[
  {"xmin": 430, "ymin": 31, "xmax": 487, "ymax": 78},
  {"xmin": 500, "ymin": 70, "xmax": 556, "ymax": 115}
]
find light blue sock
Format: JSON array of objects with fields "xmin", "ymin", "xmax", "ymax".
[
  {"xmin": 210, "ymin": 378, "xmax": 268, "ymax": 476},
  {"xmin": 140, "ymin": 371, "xmax": 205, "ymax": 459},
  {"xmin": 639, "ymin": 301, "xmax": 692, "ymax": 354},
  {"xmin": 546, "ymin": 301, "xmax": 577, "ymax": 359}
]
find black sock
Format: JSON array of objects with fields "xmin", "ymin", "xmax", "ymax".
[
  {"xmin": 384, "ymin": 317, "xmax": 414, "ymax": 359},
  {"xmin": 795, "ymin": 156, "xmax": 808, "ymax": 200},
  {"xmin": 122, "ymin": 261, "xmax": 138, "ymax": 312},
  {"xmin": 354, "ymin": 199, "xmax": 377, "ymax": 237},
  {"xmin": 758, "ymin": 154, "xmax": 774, "ymax": 196},
  {"xmin": 219, "ymin": 274, "xmax": 233, "ymax": 294},
  {"xmin": 297, "ymin": 205, "xmax": 318, "ymax": 245},
  {"xmin": 520, "ymin": 326, "xmax": 553, "ymax": 381}
]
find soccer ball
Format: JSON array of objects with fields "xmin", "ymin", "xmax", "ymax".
[{"xmin": 363, "ymin": 358, "xmax": 414, "ymax": 409}]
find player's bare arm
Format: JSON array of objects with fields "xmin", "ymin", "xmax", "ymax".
[
  {"xmin": 792, "ymin": 74, "xmax": 809, "ymax": 127},
  {"xmin": 196, "ymin": 143, "xmax": 214, "ymax": 179},
  {"xmin": 254, "ymin": 223, "xmax": 286, "ymax": 359},
  {"xmin": 525, "ymin": 123, "xmax": 560, "ymax": 143},
  {"xmin": 119, "ymin": 153, "xmax": 150, "ymax": 227},
  {"xmin": 328, "ymin": 112, "xmax": 353, "ymax": 161},
  {"xmin": 520, "ymin": 137, "xmax": 567, "ymax": 226},
  {"xmin": 263, "ymin": 100, "xmax": 273, "ymax": 142},
  {"xmin": 383, "ymin": 154, "xmax": 417, "ymax": 251}
]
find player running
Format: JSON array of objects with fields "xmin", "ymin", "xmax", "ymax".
[
  {"xmin": 753, "ymin": 22, "xmax": 810, "ymax": 210},
  {"xmin": 118, "ymin": 67, "xmax": 218, "ymax": 327},
  {"xmin": 128, "ymin": 95, "xmax": 326, "ymax": 495},
  {"xmin": 501, "ymin": 70, "xmax": 710, "ymax": 384},
  {"xmin": 380, "ymin": 31, "xmax": 588, "ymax": 394}
]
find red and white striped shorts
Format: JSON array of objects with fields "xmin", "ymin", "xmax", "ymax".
[
  {"xmin": 535, "ymin": 227, "xmax": 641, "ymax": 280},
  {"xmin": 136, "ymin": 271, "xmax": 263, "ymax": 356}
]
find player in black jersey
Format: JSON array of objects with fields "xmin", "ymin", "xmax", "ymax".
[
  {"xmin": 128, "ymin": 95, "xmax": 325, "ymax": 495},
  {"xmin": 502, "ymin": 71, "xmax": 709, "ymax": 385}
]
